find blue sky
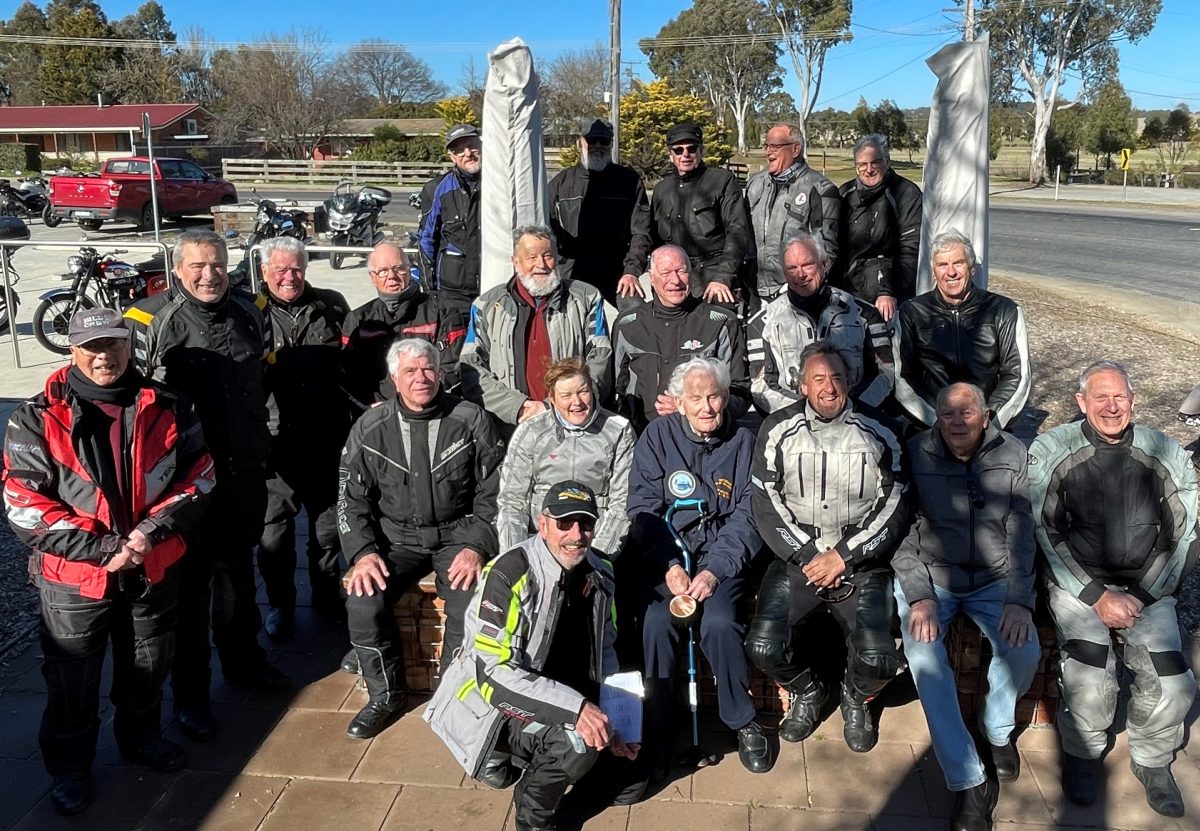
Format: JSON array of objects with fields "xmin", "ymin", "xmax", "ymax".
[{"xmin": 103, "ymin": 0, "xmax": 1199, "ymax": 112}]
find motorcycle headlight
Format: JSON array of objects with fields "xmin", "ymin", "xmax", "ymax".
[
  {"xmin": 257, "ymin": 208, "xmax": 270, "ymax": 224},
  {"xmin": 66, "ymin": 255, "xmax": 84, "ymax": 275}
]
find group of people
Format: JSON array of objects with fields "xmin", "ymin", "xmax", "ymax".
[{"xmin": 2, "ymin": 118, "xmax": 1195, "ymax": 831}]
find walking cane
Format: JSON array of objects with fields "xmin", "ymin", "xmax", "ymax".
[{"xmin": 664, "ymin": 498, "xmax": 706, "ymax": 754}]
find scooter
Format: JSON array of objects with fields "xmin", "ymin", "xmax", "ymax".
[{"xmin": 320, "ymin": 180, "xmax": 390, "ymax": 270}]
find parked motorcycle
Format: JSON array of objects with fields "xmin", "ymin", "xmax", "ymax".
[
  {"xmin": 0, "ymin": 173, "xmax": 60, "ymax": 227},
  {"xmin": 0, "ymin": 215, "xmax": 29, "ymax": 333},
  {"xmin": 228, "ymin": 189, "xmax": 311, "ymax": 285},
  {"xmin": 33, "ymin": 247, "xmax": 169, "ymax": 354},
  {"xmin": 321, "ymin": 180, "xmax": 390, "ymax": 269}
]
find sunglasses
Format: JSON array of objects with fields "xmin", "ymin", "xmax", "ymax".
[
  {"xmin": 586, "ymin": 137, "xmax": 612, "ymax": 147},
  {"xmin": 670, "ymin": 144, "xmax": 699, "ymax": 156}
]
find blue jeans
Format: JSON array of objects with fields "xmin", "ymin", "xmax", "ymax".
[{"xmin": 895, "ymin": 580, "xmax": 1041, "ymax": 791}]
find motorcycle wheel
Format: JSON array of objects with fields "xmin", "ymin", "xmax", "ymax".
[
  {"xmin": 330, "ymin": 251, "xmax": 345, "ymax": 270},
  {"xmin": 78, "ymin": 219, "xmax": 103, "ymax": 232},
  {"xmin": 33, "ymin": 296, "xmax": 94, "ymax": 355},
  {"xmin": 0, "ymin": 301, "xmax": 9, "ymax": 334},
  {"xmin": 42, "ymin": 203, "xmax": 62, "ymax": 228}
]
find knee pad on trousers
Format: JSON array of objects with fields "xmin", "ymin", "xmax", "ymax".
[
  {"xmin": 850, "ymin": 627, "xmax": 904, "ymax": 696},
  {"xmin": 745, "ymin": 615, "xmax": 791, "ymax": 678}
]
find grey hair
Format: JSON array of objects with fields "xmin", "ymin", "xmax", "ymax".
[
  {"xmin": 771, "ymin": 123, "xmax": 805, "ymax": 146},
  {"xmin": 512, "ymin": 224, "xmax": 556, "ymax": 252},
  {"xmin": 929, "ymin": 229, "xmax": 978, "ymax": 271},
  {"xmin": 667, "ymin": 357, "xmax": 730, "ymax": 398},
  {"xmin": 649, "ymin": 245, "xmax": 691, "ymax": 274},
  {"xmin": 781, "ymin": 233, "xmax": 830, "ymax": 276},
  {"xmin": 935, "ymin": 382, "xmax": 987, "ymax": 414},
  {"xmin": 172, "ymin": 228, "xmax": 226, "ymax": 265},
  {"xmin": 853, "ymin": 134, "xmax": 890, "ymax": 162},
  {"xmin": 386, "ymin": 338, "xmax": 441, "ymax": 378},
  {"xmin": 367, "ymin": 240, "xmax": 406, "ymax": 270},
  {"xmin": 260, "ymin": 235, "xmax": 308, "ymax": 270},
  {"xmin": 1078, "ymin": 360, "xmax": 1133, "ymax": 397},
  {"xmin": 796, "ymin": 341, "xmax": 846, "ymax": 387}
]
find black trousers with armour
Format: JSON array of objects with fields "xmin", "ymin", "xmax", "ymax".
[
  {"xmin": 257, "ymin": 442, "xmax": 342, "ymax": 612},
  {"xmin": 171, "ymin": 470, "xmax": 268, "ymax": 712},
  {"xmin": 490, "ymin": 717, "xmax": 601, "ymax": 828},
  {"xmin": 39, "ymin": 571, "xmax": 178, "ymax": 776},
  {"xmin": 745, "ymin": 558, "xmax": 902, "ymax": 700},
  {"xmin": 345, "ymin": 543, "xmax": 474, "ymax": 685}
]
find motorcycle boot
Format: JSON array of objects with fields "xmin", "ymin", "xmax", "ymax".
[
  {"xmin": 779, "ymin": 674, "xmax": 827, "ymax": 743},
  {"xmin": 346, "ymin": 644, "xmax": 408, "ymax": 739},
  {"xmin": 840, "ymin": 683, "xmax": 878, "ymax": 753}
]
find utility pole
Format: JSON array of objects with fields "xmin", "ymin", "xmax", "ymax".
[
  {"xmin": 964, "ymin": 0, "xmax": 975, "ymax": 41},
  {"xmin": 609, "ymin": 0, "xmax": 621, "ymax": 161}
]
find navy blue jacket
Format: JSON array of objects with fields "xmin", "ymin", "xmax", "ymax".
[
  {"xmin": 419, "ymin": 167, "xmax": 481, "ymax": 303},
  {"xmin": 626, "ymin": 412, "xmax": 762, "ymax": 581}
]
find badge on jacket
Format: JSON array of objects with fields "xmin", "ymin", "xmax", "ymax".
[{"xmin": 668, "ymin": 470, "xmax": 697, "ymax": 498}]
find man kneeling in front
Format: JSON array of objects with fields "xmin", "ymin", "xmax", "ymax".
[{"xmin": 425, "ymin": 482, "xmax": 639, "ymax": 831}]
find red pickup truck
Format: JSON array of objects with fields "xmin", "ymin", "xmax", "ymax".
[{"xmin": 49, "ymin": 157, "xmax": 238, "ymax": 231}]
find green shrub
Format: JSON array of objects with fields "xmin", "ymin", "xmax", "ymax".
[{"xmin": 0, "ymin": 143, "xmax": 41, "ymax": 173}]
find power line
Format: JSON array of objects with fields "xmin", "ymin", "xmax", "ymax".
[{"xmin": 820, "ymin": 36, "xmax": 958, "ymax": 105}]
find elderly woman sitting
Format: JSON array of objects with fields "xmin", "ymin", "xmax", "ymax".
[
  {"xmin": 497, "ymin": 357, "xmax": 635, "ymax": 559},
  {"xmin": 627, "ymin": 356, "xmax": 771, "ymax": 778}
]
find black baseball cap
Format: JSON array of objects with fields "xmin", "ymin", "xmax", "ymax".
[
  {"xmin": 666, "ymin": 121, "xmax": 703, "ymax": 146},
  {"xmin": 542, "ymin": 481, "xmax": 600, "ymax": 520},
  {"xmin": 445, "ymin": 124, "xmax": 480, "ymax": 149},
  {"xmin": 580, "ymin": 118, "xmax": 614, "ymax": 141},
  {"xmin": 68, "ymin": 307, "xmax": 130, "ymax": 346}
]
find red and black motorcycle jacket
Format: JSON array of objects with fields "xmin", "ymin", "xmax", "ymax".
[{"xmin": 2, "ymin": 366, "xmax": 216, "ymax": 598}]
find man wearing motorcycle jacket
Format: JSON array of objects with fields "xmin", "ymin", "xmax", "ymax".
[
  {"xmin": 646, "ymin": 122, "xmax": 749, "ymax": 305},
  {"xmin": 747, "ymin": 342, "xmax": 908, "ymax": 754},
  {"xmin": 748, "ymin": 233, "xmax": 893, "ymax": 415},
  {"xmin": 834, "ymin": 135, "xmax": 923, "ymax": 320},
  {"xmin": 424, "ymin": 481, "xmax": 637, "ymax": 831},
  {"xmin": 893, "ymin": 230, "xmax": 1030, "ymax": 430},
  {"xmin": 3, "ymin": 308, "xmax": 215, "ymax": 816},
  {"xmin": 745, "ymin": 123, "xmax": 841, "ymax": 303},
  {"xmin": 547, "ymin": 118, "xmax": 652, "ymax": 308},
  {"xmin": 255, "ymin": 236, "xmax": 351, "ymax": 641},
  {"xmin": 612, "ymin": 245, "xmax": 750, "ymax": 434},
  {"xmin": 124, "ymin": 229, "xmax": 291, "ymax": 744},
  {"xmin": 339, "ymin": 338, "xmax": 505, "ymax": 740},
  {"xmin": 419, "ymin": 124, "xmax": 483, "ymax": 316},
  {"xmin": 341, "ymin": 241, "xmax": 468, "ymax": 408}
]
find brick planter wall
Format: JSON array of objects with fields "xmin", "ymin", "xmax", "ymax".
[{"xmin": 393, "ymin": 576, "xmax": 1063, "ymax": 730}]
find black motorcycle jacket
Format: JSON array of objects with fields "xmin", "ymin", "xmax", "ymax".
[
  {"xmin": 835, "ymin": 170, "xmax": 923, "ymax": 303},
  {"xmin": 341, "ymin": 286, "xmax": 468, "ymax": 408},
  {"xmin": 612, "ymin": 296, "xmax": 750, "ymax": 433},
  {"xmin": 893, "ymin": 286, "xmax": 1031, "ymax": 429},
  {"xmin": 125, "ymin": 285, "xmax": 272, "ymax": 473},
  {"xmin": 419, "ymin": 166, "xmax": 482, "ymax": 303},
  {"xmin": 548, "ymin": 162, "xmax": 652, "ymax": 304},
  {"xmin": 337, "ymin": 391, "xmax": 505, "ymax": 562},
  {"xmin": 259, "ymin": 283, "xmax": 351, "ymax": 446},
  {"xmin": 648, "ymin": 164, "xmax": 750, "ymax": 291}
]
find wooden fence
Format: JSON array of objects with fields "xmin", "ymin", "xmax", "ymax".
[{"xmin": 222, "ymin": 153, "xmax": 567, "ymax": 188}]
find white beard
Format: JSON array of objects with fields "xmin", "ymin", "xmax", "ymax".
[
  {"xmin": 517, "ymin": 269, "xmax": 562, "ymax": 298},
  {"xmin": 584, "ymin": 154, "xmax": 610, "ymax": 172}
]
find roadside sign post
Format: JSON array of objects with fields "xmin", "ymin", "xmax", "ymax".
[
  {"xmin": 1120, "ymin": 148, "xmax": 1131, "ymax": 204},
  {"xmin": 142, "ymin": 112, "xmax": 161, "ymax": 243}
]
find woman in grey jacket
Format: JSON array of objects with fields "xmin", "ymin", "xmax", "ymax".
[{"xmin": 496, "ymin": 357, "xmax": 635, "ymax": 559}]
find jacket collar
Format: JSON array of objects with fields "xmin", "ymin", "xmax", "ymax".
[
  {"xmin": 677, "ymin": 410, "xmax": 734, "ymax": 444},
  {"xmin": 507, "ymin": 275, "xmax": 569, "ymax": 312}
]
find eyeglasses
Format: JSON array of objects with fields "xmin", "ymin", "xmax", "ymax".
[
  {"xmin": 369, "ymin": 266, "xmax": 408, "ymax": 278},
  {"xmin": 586, "ymin": 137, "xmax": 612, "ymax": 147},
  {"xmin": 670, "ymin": 144, "xmax": 699, "ymax": 156},
  {"xmin": 552, "ymin": 516, "xmax": 595, "ymax": 531},
  {"xmin": 448, "ymin": 143, "xmax": 480, "ymax": 157},
  {"xmin": 763, "ymin": 141, "xmax": 798, "ymax": 151},
  {"xmin": 856, "ymin": 159, "xmax": 885, "ymax": 171}
]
